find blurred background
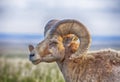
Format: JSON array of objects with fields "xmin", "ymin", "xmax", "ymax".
[
  {"xmin": 0, "ymin": 0, "xmax": 120, "ymax": 82},
  {"xmin": 0, "ymin": 0, "xmax": 120, "ymax": 56}
]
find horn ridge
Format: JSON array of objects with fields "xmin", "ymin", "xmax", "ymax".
[{"xmin": 49, "ymin": 19, "xmax": 91, "ymax": 57}]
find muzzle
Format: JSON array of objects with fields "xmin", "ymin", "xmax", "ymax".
[{"xmin": 29, "ymin": 50, "xmax": 40, "ymax": 62}]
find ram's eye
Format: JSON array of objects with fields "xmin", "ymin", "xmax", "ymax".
[{"xmin": 49, "ymin": 41, "xmax": 58, "ymax": 46}]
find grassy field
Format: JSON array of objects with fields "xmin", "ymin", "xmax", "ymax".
[{"xmin": 0, "ymin": 57, "xmax": 65, "ymax": 82}]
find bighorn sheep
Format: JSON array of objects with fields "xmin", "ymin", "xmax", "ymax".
[{"xmin": 28, "ymin": 19, "xmax": 120, "ymax": 82}]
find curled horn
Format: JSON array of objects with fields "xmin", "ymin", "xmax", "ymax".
[
  {"xmin": 49, "ymin": 19, "xmax": 91, "ymax": 56},
  {"xmin": 44, "ymin": 19, "xmax": 59, "ymax": 37}
]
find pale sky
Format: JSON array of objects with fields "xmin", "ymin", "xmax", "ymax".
[{"xmin": 0, "ymin": 0, "xmax": 120, "ymax": 36}]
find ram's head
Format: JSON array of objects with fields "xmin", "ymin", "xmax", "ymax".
[{"xmin": 28, "ymin": 19, "xmax": 91, "ymax": 64}]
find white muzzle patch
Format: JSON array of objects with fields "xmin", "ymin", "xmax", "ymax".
[{"xmin": 29, "ymin": 50, "xmax": 40, "ymax": 62}]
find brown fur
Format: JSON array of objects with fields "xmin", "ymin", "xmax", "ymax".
[
  {"xmin": 35, "ymin": 35, "xmax": 120, "ymax": 82},
  {"xmin": 57, "ymin": 49, "xmax": 120, "ymax": 82}
]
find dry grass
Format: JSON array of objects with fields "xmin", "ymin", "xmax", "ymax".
[{"xmin": 0, "ymin": 57, "xmax": 65, "ymax": 82}]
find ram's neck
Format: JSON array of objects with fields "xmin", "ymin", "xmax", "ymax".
[
  {"xmin": 56, "ymin": 56, "xmax": 90, "ymax": 82},
  {"xmin": 56, "ymin": 60, "xmax": 71, "ymax": 82}
]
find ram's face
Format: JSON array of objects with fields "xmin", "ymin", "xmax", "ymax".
[
  {"xmin": 28, "ymin": 19, "xmax": 91, "ymax": 64},
  {"xmin": 29, "ymin": 35, "xmax": 65, "ymax": 64}
]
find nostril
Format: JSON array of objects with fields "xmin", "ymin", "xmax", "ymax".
[
  {"xmin": 29, "ymin": 53, "xmax": 35, "ymax": 61},
  {"xmin": 30, "ymin": 54, "xmax": 35, "ymax": 57}
]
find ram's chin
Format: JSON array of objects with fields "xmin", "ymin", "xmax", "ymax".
[{"xmin": 32, "ymin": 59, "xmax": 41, "ymax": 65}]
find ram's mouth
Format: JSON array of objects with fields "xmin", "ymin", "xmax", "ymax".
[
  {"xmin": 29, "ymin": 53, "xmax": 41, "ymax": 65},
  {"xmin": 31, "ymin": 59, "xmax": 41, "ymax": 65}
]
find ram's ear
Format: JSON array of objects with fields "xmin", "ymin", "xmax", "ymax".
[{"xmin": 28, "ymin": 44, "xmax": 34, "ymax": 52}]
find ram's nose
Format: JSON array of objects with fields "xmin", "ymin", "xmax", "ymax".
[
  {"xmin": 29, "ymin": 50, "xmax": 40, "ymax": 62},
  {"xmin": 28, "ymin": 44, "xmax": 40, "ymax": 62},
  {"xmin": 29, "ymin": 53, "xmax": 35, "ymax": 61}
]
